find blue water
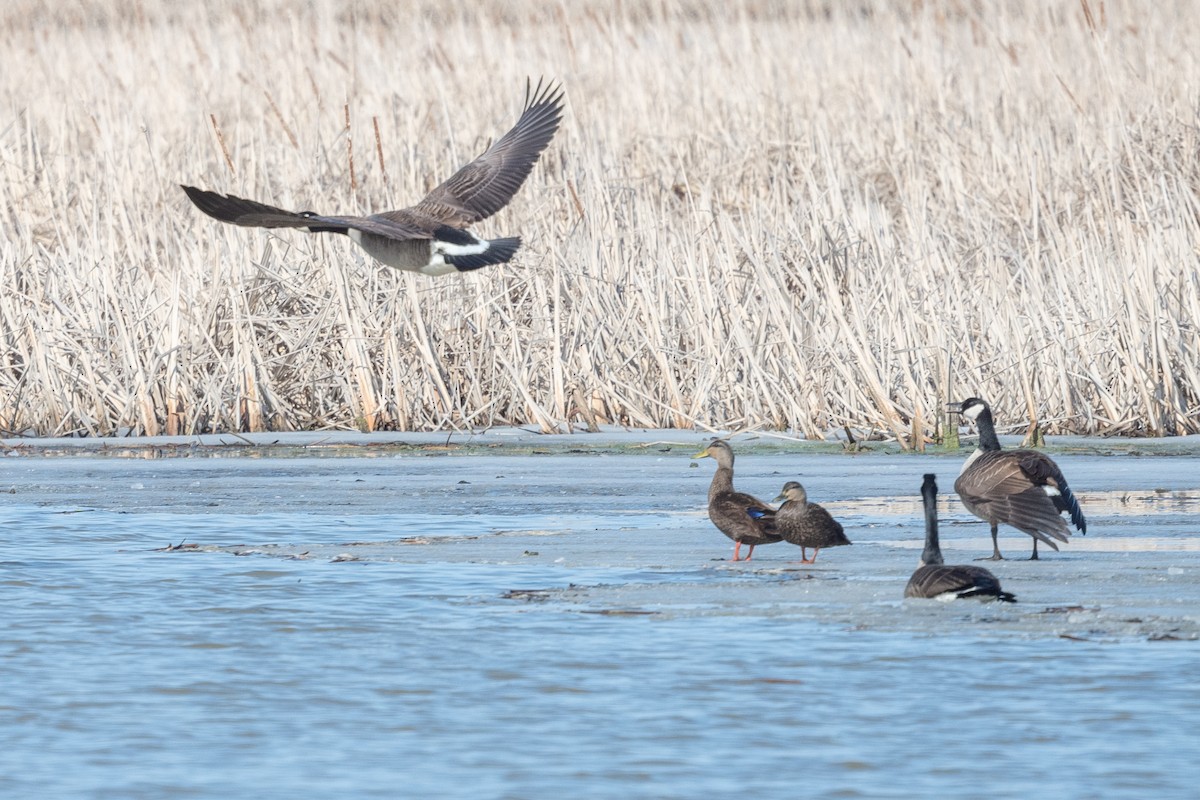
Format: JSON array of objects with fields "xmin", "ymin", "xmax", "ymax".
[{"xmin": 2, "ymin": 451, "xmax": 1198, "ymax": 798}]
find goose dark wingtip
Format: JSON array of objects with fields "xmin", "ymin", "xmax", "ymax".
[
  {"xmin": 181, "ymin": 184, "xmax": 237, "ymax": 222},
  {"xmin": 180, "ymin": 185, "xmax": 312, "ymax": 228},
  {"xmin": 516, "ymin": 78, "xmax": 566, "ymax": 142},
  {"xmin": 523, "ymin": 76, "xmax": 566, "ymax": 114},
  {"xmin": 1065, "ymin": 490, "xmax": 1088, "ymax": 534},
  {"xmin": 180, "ymin": 184, "xmax": 208, "ymax": 206}
]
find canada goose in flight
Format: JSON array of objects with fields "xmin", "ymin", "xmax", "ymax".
[
  {"xmin": 949, "ymin": 396, "xmax": 1087, "ymax": 560},
  {"xmin": 181, "ymin": 79, "xmax": 564, "ymax": 276},
  {"xmin": 693, "ymin": 439, "xmax": 782, "ymax": 561},
  {"xmin": 770, "ymin": 481, "xmax": 851, "ymax": 564},
  {"xmin": 905, "ymin": 474, "xmax": 1016, "ymax": 601}
]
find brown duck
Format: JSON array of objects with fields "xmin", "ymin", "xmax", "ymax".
[
  {"xmin": 770, "ymin": 481, "xmax": 851, "ymax": 564},
  {"xmin": 182, "ymin": 79, "xmax": 564, "ymax": 276},
  {"xmin": 693, "ymin": 440, "xmax": 781, "ymax": 561}
]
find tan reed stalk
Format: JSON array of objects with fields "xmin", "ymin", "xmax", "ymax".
[
  {"xmin": 372, "ymin": 116, "xmax": 387, "ymax": 183},
  {"xmin": 344, "ymin": 103, "xmax": 356, "ymax": 192},
  {"xmin": 209, "ymin": 114, "xmax": 235, "ymax": 177},
  {"xmin": 265, "ymin": 91, "xmax": 299, "ymax": 150}
]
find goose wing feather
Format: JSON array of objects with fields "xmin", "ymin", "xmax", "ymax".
[
  {"xmin": 955, "ymin": 453, "xmax": 1071, "ymax": 546},
  {"xmin": 182, "ymin": 186, "xmax": 314, "ymax": 228},
  {"xmin": 182, "ymin": 186, "xmax": 433, "ymax": 238},
  {"xmin": 991, "ymin": 487, "xmax": 1072, "ymax": 546},
  {"xmin": 404, "ymin": 79, "xmax": 565, "ymax": 227},
  {"xmin": 905, "ymin": 565, "xmax": 1011, "ymax": 600},
  {"xmin": 1014, "ymin": 451, "xmax": 1088, "ymax": 533}
]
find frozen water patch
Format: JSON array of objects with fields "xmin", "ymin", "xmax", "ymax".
[{"xmin": 3, "ymin": 439, "xmax": 1200, "ymax": 799}]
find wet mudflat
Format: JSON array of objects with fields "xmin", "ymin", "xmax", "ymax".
[{"xmin": 2, "ymin": 431, "xmax": 1199, "ymax": 798}]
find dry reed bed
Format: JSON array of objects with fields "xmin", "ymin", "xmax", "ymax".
[{"xmin": 1, "ymin": 0, "xmax": 1198, "ymax": 438}]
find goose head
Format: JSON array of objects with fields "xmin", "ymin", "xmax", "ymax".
[{"xmin": 948, "ymin": 396, "xmax": 990, "ymax": 422}]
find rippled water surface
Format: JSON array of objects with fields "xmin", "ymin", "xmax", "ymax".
[{"xmin": 3, "ymin": 437, "xmax": 1199, "ymax": 798}]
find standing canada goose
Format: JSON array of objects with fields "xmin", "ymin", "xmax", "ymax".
[
  {"xmin": 950, "ymin": 396, "xmax": 1087, "ymax": 560},
  {"xmin": 693, "ymin": 439, "xmax": 781, "ymax": 561},
  {"xmin": 181, "ymin": 79, "xmax": 564, "ymax": 276},
  {"xmin": 905, "ymin": 474, "xmax": 1016, "ymax": 602},
  {"xmin": 770, "ymin": 481, "xmax": 851, "ymax": 564}
]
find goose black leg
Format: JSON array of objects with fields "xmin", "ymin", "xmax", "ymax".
[{"xmin": 977, "ymin": 522, "xmax": 1005, "ymax": 561}]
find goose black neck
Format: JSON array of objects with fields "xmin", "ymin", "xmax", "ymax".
[
  {"xmin": 920, "ymin": 475, "xmax": 944, "ymax": 566},
  {"xmin": 974, "ymin": 406, "xmax": 1002, "ymax": 452}
]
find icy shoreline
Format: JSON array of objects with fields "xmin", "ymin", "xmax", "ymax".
[{"xmin": 5, "ymin": 425, "xmax": 1200, "ymax": 457}]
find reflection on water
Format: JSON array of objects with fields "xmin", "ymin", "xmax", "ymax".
[
  {"xmin": 833, "ymin": 489, "xmax": 1200, "ymax": 519},
  {"xmin": 876, "ymin": 536, "xmax": 1200, "ymax": 552},
  {"xmin": 1077, "ymin": 489, "xmax": 1200, "ymax": 515}
]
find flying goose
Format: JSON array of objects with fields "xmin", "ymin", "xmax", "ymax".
[
  {"xmin": 770, "ymin": 481, "xmax": 851, "ymax": 563},
  {"xmin": 950, "ymin": 396, "xmax": 1087, "ymax": 560},
  {"xmin": 693, "ymin": 439, "xmax": 782, "ymax": 561},
  {"xmin": 181, "ymin": 79, "xmax": 564, "ymax": 276},
  {"xmin": 905, "ymin": 474, "xmax": 1016, "ymax": 602}
]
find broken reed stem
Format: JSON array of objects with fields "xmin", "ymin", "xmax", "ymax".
[
  {"xmin": 567, "ymin": 179, "xmax": 585, "ymax": 220},
  {"xmin": 344, "ymin": 103, "xmax": 356, "ymax": 191},
  {"xmin": 1079, "ymin": 0, "xmax": 1095, "ymax": 31},
  {"xmin": 372, "ymin": 116, "xmax": 387, "ymax": 182},
  {"xmin": 265, "ymin": 90, "xmax": 299, "ymax": 149},
  {"xmin": 209, "ymin": 113, "xmax": 235, "ymax": 176}
]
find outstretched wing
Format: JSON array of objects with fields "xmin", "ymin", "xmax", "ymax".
[
  {"xmin": 404, "ymin": 79, "xmax": 564, "ymax": 227},
  {"xmin": 181, "ymin": 185, "xmax": 432, "ymax": 239},
  {"xmin": 182, "ymin": 185, "xmax": 314, "ymax": 228}
]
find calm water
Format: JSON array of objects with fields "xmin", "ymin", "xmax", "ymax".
[{"xmin": 2, "ymin": 447, "xmax": 1198, "ymax": 798}]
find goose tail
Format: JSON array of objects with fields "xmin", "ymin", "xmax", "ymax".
[{"xmin": 1059, "ymin": 484, "xmax": 1087, "ymax": 534}]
